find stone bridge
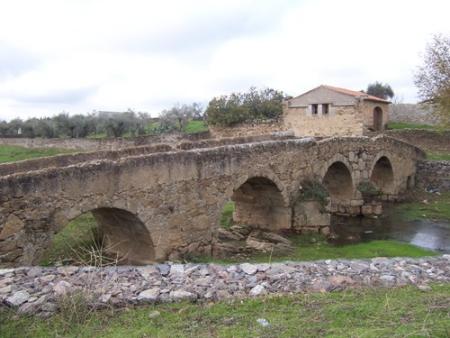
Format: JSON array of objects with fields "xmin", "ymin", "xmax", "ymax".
[{"xmin": 0, "ymin": 135, "xmax": 425, "ymax": 267}]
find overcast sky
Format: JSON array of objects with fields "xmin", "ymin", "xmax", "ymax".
[{"xmin": 0, "ymin": 0, "xmax": 449, "ymax": 120}]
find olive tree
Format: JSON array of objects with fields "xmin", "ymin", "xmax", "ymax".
[{"xmin": 366, "ymin": 82, "xmax": 394, "ymax": 100}]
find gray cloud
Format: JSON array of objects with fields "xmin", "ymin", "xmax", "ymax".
[
  {"xmin": 9, "ymin": 86, "xmax": 97, "ymax": 105},
  {"xmin": 125, "ymin": 2, "xmax": 292, "ymax": 55},
  {"xmin": 0, "ymin": 42, "xmax": 39, "ymax": 79}
]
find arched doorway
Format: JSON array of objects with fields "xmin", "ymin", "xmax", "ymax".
[
  {"xmin": 232, "ymin": 176, "xmax": 290, "ymax": 230},
  {"xmin": 370, "ymin": 156, "xmax": 394, "ymax": 193},
  {"xmin": 373, "ymin": 106, "xmax": 383, "ymax": 131},
  {"xmin": 322, "ymin": 162, "xmax": 353, "ymax": 201},
  {"xmin": 41, "ymin": 208, "xmax": 154, "ymax": 265}
]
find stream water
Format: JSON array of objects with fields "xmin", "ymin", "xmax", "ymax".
[{"xmin": 330, "ymin": 207, "xmax": 450, "ymax": 253}]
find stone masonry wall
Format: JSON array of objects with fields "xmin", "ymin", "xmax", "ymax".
[
  {"xmin": 416, "ymin": 160, "xmax": 450, "ymax": 192},
  {"xmin": 0, "ymin": 131, "xmax": 211, "ymax": 151},
  {"xmin": 209, "ymin": 120, "xmax": 286, "ymax": 138},
  {"xmin": 283, "ymin": 106, "xmax": 364, "ymax": 137},
  {"xmin": 390, "ymin": 103, "xmax": 440, "ymax": 125},
  {"xmin": 0, "ymin": 134, "xmax": 294, "ymax": 177}
]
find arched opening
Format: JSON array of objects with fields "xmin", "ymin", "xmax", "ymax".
[
  {"xmin": 231, "ymin": 177, "xmax": 290, "ymax": 231},
  {"xmin": 322, "ymin": 162, "xmax": 353, "ymax": 201},
  {"xmin": 370, "ymin": 156, "xmax": 394, "ymax": 193},
  {"xmin": 40, "ymin": 208, "xmax": 154, "ymax": 266},
  {"xmin": 373, "ymin": 106, "xmax": 383, "ymax": 131}
]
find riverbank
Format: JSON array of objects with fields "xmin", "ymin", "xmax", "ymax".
[{"xmin": 1, "ymin": 255, "xmax": 449, "ymax": 318}]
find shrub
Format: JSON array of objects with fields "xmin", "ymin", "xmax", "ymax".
[{"xmin": 298, "ymin": 181, "xmax": 329, "ymax": 207}]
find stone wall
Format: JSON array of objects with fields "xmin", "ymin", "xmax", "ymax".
[
  {"xmin": 390, "ymin": 103, "xmax": 439, "ymax": 125},
  {"xmin": 361, "ymin": 101, "xmax": 390, "ymax": 131},
  {"xmin": 384, "ymin": 129, "xmax": 450, "ymax": 152},
  {"xmin": 0, "ymin": 136, "xmax": 424, "ymax": 267},
  {"xmin": 0, "ymin": 134, "xmax": 294, "ymax": 177},
  {"xmin": 283, "ymin": 106, "xmax": 364, "ymax": 137},
  {"xmin": 209, "ymin": 120, "xmax": 286, "ymax": 138},
  {"xmin": 416, "ymin": 160, "xmax": 450, "ymax": 192},
  {"xmin": 0, "ymin": 131, "xmax": 211, "ymax": 151}
]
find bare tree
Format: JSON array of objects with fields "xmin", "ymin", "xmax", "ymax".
[{"xmin": 414, "ymin": 34, "xmax": 450, "ymax": 125}]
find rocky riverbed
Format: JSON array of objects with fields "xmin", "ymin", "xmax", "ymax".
[{"xmin": 1, "ymin": 255, "xmax": 450, "ymax": 317}]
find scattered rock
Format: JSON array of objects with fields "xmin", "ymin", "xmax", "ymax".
[
  {"xmin": 157, "ymin": 264, "xmax": 170, "ymax": 276},
  {"xmin": 1, "ymin": 255, "xmax": 450, "ymax": 315},
  {"xmin": 6, "ymin": 291, "xmax": 30, "ymax": 306},
  {"xmin": 240, "ymin": 263, "xmax": 257, "ymax": 275},
  {"xmin": 217, "ymin": 228, "xmax": 245, "ymax": 241},
  {"xmin": 53, "ymin": 281, "xmax": 72, "ymax": 296},
  {"xmin": 169, "ymin": 264, "xmax": 184, "ymax": 278},
  {"xmin": 39, "ymin": 274, "xmax": 56, "ymax": 283},
  {"xmin": 0, "ymin": 285, "xmax": 12, "ymax": 294},
  {"xmin": 138, "ymin": 288, "xmax": 160, "ymax": 302},
  {"xmin": 417, "ymin": 284, "xmax": 431, "ymax": 292},
  {"xmin": 27, "ymin": 267, "xmax": 42, "ymax": 278},
  {"xmin": 0, "ymin": 268, "xmax": 14, "ymax": 276},
  {"xmin": 249, "ymin": 285, "xmax": 267, "ymax": 297},
  {"xmin": 57, "ymin": 266, "xmax": 79, "ymax": 276},
  {"xmin": 169, "ymin": 290, "xmax": 197, "ymax": 301},
  {"xmin": 256, "ymin": 318, "xmax": 270, "ymax": 327},
  {"xmin": 329, "ymin": 275, "xmax": 354, "ymax": 286},
  {"xmin": 148, "ymin": 310, "xmax": 161, "ymax": 319}
]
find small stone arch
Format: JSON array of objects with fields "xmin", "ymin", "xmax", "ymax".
[
  {"xmin": 369, "ymin": 155, "xmax": 395, "ymax": 194},
  {"xmin": 373, "ymin": 106, "xmax": 383, "ymax": 131},
  {"xmin": 231, "ymin": 170, "xmax": 289, "ymax": 206},
  {"xmin": 230, "ymin": 174, "xmax": 291, "ymax": 231},
  {"xmin": 322, "ymin": 161, "xmax": 354, "ymax": 201}
]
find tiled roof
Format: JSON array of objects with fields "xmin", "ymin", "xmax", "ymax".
[{"xmin": 321, "ymin": 85, "xmax": 391, "ymax": 103}]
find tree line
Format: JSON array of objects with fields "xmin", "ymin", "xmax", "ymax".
[
  {"xmin": 0, "ymin": 110, "xmax": 153, "ymax": 138},
  {"xmin": 1, "ymin": 32, "xmax": 447, "ymax": 139}
]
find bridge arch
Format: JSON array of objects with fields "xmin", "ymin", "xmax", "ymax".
[
  {"xmin": 322, "ymin": 160, "xmax": 354, "ymax": 201},
  {"xmin": 46, "ymin": 206, "xmax": 155, "ymax": 265},
  {"xmin": 230, "ymin": 174, "xmax": 291, "ymax": 230},
  {"xmin": 369, "ymin": 154, "xmax": 395, "ymax": 194}
]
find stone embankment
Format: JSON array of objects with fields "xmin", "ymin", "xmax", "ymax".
[
  {"xmin": 417, "ymin": 160, "xmax": 450, "ymax": 192},
  {"xmin": 1, "ymin": 255, "xmax": 449, "ymax": 316}
]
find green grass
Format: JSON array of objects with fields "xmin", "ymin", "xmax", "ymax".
[
  {"xmin": 0, "ymin": 145, "xmax": 72, "ymax": 163},
  {"xmin": 193, "ymin": 236, "xmax": 436, "ymax": 264},
  {"xmin": 219, "ymin": 201, "xmax": 235, "ymax": 229},
  {"xmin": 39, "ymin": 213, "xmax": 99, "ymax": 266},
  {"xmin": 146, "ymin": 120, "xmax": 209, "ymax": 135},
  {"xmin": 427, "ymin": 151, "xmax": 450, "ymax": 161},
  {"xmin": 387, "ymin": 121, "xmax": 437, "ymax": 130},
  {"xmin": 395, "ymin": 192, "xmax": 450, "ymax": 222},
  {"xmin": 87, "ymin": 132, "xmax": 108, "ymax": 139},
  {"xmin": 1, "ymin": 284, "xmax": 449, "ymax": 337},
  {"xmin": 183, "ymin": 120, "xmax": 208, "ymax": 134}
]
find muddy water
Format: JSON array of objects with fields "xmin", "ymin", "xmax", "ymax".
[{"xmin": 330, "ymin": 207, "xmax": 450, "ymax": 253}]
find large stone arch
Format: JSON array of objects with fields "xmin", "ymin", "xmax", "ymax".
[
  {"xmin": 369, "ymin": 154, "xmax": 395, "ymax": 194},
  {"xmin": 45, "ymin": 205, "xmax": 155, "ymax": 265},
  {"xmin": 230, "ymin": 173, "xmax": 291, "ymax": 231}
]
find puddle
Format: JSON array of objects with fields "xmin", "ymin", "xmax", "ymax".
[{"xmin": 330, "ymin": 207, "xmax": 450, "ymax": 253}]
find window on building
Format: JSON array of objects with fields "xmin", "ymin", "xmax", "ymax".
[
  {"xmin": 322, "ymin": 104, "xmax": 329, "ymax": 115},
  {"xmin": 311, "ymin": 104, "xmax": 318, "ymax": 115}
]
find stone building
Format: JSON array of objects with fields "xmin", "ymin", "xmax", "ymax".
[{"xmin": 283, "ymin": 85, "xmax": 390, "ymax": 137}]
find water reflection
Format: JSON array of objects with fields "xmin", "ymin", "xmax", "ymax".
[{"xmin": 330, "ymin": 208, "xmax": 450, "ymax": 253}]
